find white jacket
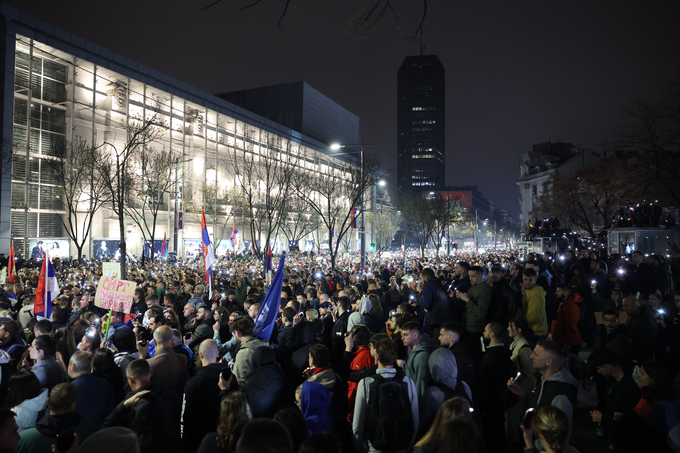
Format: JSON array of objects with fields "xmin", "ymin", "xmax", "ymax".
[{"xmin": 12, "ymin": 388, "xmax": 48, "ymax": 432}]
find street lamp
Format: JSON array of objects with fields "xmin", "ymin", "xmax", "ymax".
[{"xmin": 329, "ymin": 140, "xmax": 371, "ymax": 269}]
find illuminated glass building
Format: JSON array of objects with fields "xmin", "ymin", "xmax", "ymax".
[{"xmin": 0, "ymin": 5, "xmax": 362, "ymax": 259}]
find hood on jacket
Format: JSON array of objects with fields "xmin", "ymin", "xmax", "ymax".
[
  {"xmin": 295, "ymin": 322, "xmax": 318, "ymax": 345},
  {"xmin": 35, "ymin": 412, "xmax": 83, "ymax": 437},
  {"xmin": 547, "ymin": 366, "xmax": 579, "ymax": 388},
  {"xmin": 300, "ymin": 381, "xmax": 333, "ymax": 435},
  {"xmin": 252, "ymin": 346, "xmax": 276, "ymax": 369},
  {"xmin": 526, "ymin": 285, "xmax": 546, "ymax": 298},
  {"xmin": 428, "ymin": 348, "xmax": 458, "ymax": 389},
  {"xmin": 633, "ymin": 304, "xmax": 655, "ymax": 320},
  {"xmin": 241, "ymin": 337, "xmax": 269, "ymax": 351},
  {"xmin": 563, "ymin": 293, "xmax": 582, "ymax": 306},
  {"xmin": 359, "ymin": 296, "xmax": 372, "ymax": 315},
  {"xmin": 309, "ymin": 368, "xmax": 336, "ymax": 389},
  {"xmin": 346, "ymin": 312, "xmax": 365, "ymax": 332}
]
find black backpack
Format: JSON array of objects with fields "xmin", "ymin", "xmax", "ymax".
[
  {"xmin": 577, "ymin": 301, "xmax": 597, "ymax": 347},
  {"xmin": 366, "ymin": 372, "xmax": 414, "ymax": 450}
]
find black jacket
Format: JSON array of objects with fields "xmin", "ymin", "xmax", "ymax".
[
  {"xmin": 449, "ymin": 343, "xmax": 476, "ymax": 394},
  {"xmin": 478, "ymin": 345, "xmax": 513, "ymax": 412},
  {"xmin": 241, "ymin": 347, "xmax": 291, "ymax": 418},
  {"xmin": 182, "ymin": 363, "xmax": 224, "ymax": 453},
  {"xmin": 627, "ymin": 305, "xmax": 658, "ymax": 362},
  {"xmin": 104, "ymin": 383, "xmax": 180, "ymax": 430},
  {"xmin": 421, "ymin": 277, "xmax": 451, "ymax": 326}
]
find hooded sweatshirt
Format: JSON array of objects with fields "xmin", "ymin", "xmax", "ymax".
[
  {"xmin": 301, "ymin": 381, "xmax": 334, "ymax": 436},
  {"xmin": 347, "ymin": 296, "xmax": 370, "ymax": 332},
  {"xmin": 235, "ymin": 278, "xmax": 248, "ymax": 305},
  {"xmin": 12, "ymin": 389, "xmax": 48, "ymax": 432},
  {"xmin": 405, "ymin": 342, "xmax": 434, "ymax": 397},
  {"xmin": 421, "ymin": 348, "xmax": 473, "ymax": 427},
  {"xmin": 522, "ymin": 285, "xmax": 548, "ymax": 336}
]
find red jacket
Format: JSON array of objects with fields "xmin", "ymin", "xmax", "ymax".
[
  {"xmin": 551, "ymin": 293, "xmax": 583, "ymax": 347},
  {"xmin": 347, "ymin": 346, "xmax": 375, "ymax": 417}
]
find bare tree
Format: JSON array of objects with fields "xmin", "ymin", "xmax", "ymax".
[
  {"xmin": 293, "ymin": 154, "xmax": 380, "ymax": 270},
  {"xmin": 367, "ymin": 205, "xmax": 401, "ymax": 254},
  {"xmin": 227, "ymin": 128, "xmax": 297, "ymax": 257},
  {"xmin": 97, "ymin": 106, "xmax": 165, "ymax": 279},
  {"xmin": 44, "ymin": 137, "xmax": 109, "ymax": 260},
  {"xmin": 125, "ymin": 145, "xmax": 183, "ymax": 263},
  {"xmin": 280, "ymin": 194, "xmax": 319, "ymax": 252},
  {"xmin": 191, "ymin": 183, "xmax": 245, "ymax": 252}
]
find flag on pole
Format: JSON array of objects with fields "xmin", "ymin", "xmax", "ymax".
[
  {"xmin": 266, "ymin": 244, "xmax": 272, "ymax": 273},
  {"xmin": 201, "ymin": 211, "xmax": 215, "ymax": 300},
  {"xmin": 350, "ymin": 210, "xmax": 357, "ymax": 229},
  {"xmin": 7, "ymin": 242, "xmax": 16, "ymax": 284},
  {"xmin": 253, "ymin": 251, "xmax": 286, "ymax": 341},
  {"xmin": 401, "ymin": 238, "xmax": 405, "ymax": 257},
  {"xmin": 161, "ymin": 232, "xmax": 167, "ymax": 257},
  {"xmin": 442, "ymin": 227, "xmax": 446, "ymax": 238},
  {"xmin": 34, "ymin": 253, "xmax": 58, "ymax": 320}
]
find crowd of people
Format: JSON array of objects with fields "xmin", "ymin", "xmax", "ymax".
[{"xmin": 0, "ymin": 245, "xmax": 679, "ymax": 453}]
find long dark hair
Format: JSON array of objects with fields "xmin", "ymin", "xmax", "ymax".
[
  {"xmin": 4, "ymin": 371, "xmax": 42, "ymax": 409},
  {"xmin": 641, "ymin": 361, "xmax": 677, "ymax": 401},
  {"xmin": 216, "ymin": 391, "xmax": 252, "ymax": 451}
]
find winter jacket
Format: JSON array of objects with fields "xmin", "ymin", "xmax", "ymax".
[
  {"xmin": 522, "ymin": 285, "xmax": 548, "ymax": 336},
  {"xmin": 17, "ymin": 412, "xmax": 98, "ymax": 453},
  {"xmin": 242, "ymin": 347, "xmax": 291, "ymax": 418},
  {"xmin": 182, "ymin": 362, "xmax": 224, "ymax": 453},
  {"xmin": 479, "ymin": 344, "xmax": 514, "ymax": 412},
  {"xmin": 235, "ymin": 278, "xmax": 248, "ymax": 305},
  {"xmin": 233, "ymin": 336, "xmax": 269, "ymax": 386},
  {"xmin": 71, "ymin": 373, "xmax": 115, "ymax": 428},
  {"xmin": 626, "ymin": 305, "xmax": 658, "ymax": 362},
  {"xmin": 420, "ymin": 278, "xmax": 451, "ymax": 326},
  {"xmin": 551, "ymin": 294, "xmax": 584, "ymax": 347},
  {"xmin": 347, "ymin": 346, "xmax": 375, "ymax": 415},
  {"xmin": 462, "ymin": 282, "xmax": 493, "ymax": 333},
  {"xmin": 31, "ymin": 357, "xmax": 67, "ymax": 392},
  {"xmin": 301, "ymin": 381, "xmax": 334, "ymax": 436},
  {"xmin": 581, "ymin": 325, "xmax": 633, "ymax": 379},
  {"xmin": 92, "ymin": 361, "xmax": 126, "ymax": 404},
  {"xmin": 103, "ymin": 383, "xmax": 181, "ymax": 429},
  {"xmin": 421, "ymin": 348, "xmax": 473, "ymax": 428},
  {"xmin": 11, "ymin": 389, "xmax": 48, "ymax": 432},
  {"xmin": 405, "ymin": 342, "xmax": 434, "ymax": 397}
]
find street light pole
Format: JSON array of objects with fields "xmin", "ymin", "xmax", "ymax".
[
  {"xmin": 360, "ymin": 140, "xmax": 366, "ymax": 270},
  {"xmin": 174, "ymin": 158, "xmax": 194, "ymax": 254}
]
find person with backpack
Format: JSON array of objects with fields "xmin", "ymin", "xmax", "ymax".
[
  {"xmin": 550, "ymin": 285, "xmax": 584, "ymax": 355},
  {"xmin": 352, "ymin": 336, "xmax": 419, "ymax": 453}
]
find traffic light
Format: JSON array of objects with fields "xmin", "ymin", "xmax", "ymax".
[{"xmin": 370, "ymin": 243, "xmax": 376, "ymax": 251}]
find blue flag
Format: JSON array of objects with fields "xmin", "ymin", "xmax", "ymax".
[{"xmin": 253, "ymin": 251, "xmax": 286, "ymax": 341}]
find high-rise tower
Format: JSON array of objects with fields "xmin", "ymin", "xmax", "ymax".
[{"xmin": 397, "ymin": 55, "xmax": 445, "ymax": 191}]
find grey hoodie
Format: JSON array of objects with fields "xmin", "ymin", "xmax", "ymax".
[
  {"xmin": 420, "ymin": 348, "xmax": 473, "ymax": 426},
  {"xmin": 347, "ymin": 296, "xmax": 371, "ymax": 332},
  {"xmin": 530, "ymin": 364, "xmax": 579, "ymax": 449}
]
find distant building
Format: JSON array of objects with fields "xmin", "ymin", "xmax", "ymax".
[
  {"xmin": 216, "ymin": 82, "xmax": 359, "ymax": 147},
  {"xmin": 438, "ymin": 186, "xmax": 492, "ymax": 221},
  {"xmin": 397, "ymin": 55, "xmax": 445, "ymax": 191},
  {"xmin": 516, "ymin": 142, "xmax": 602, "ymax": 233}
]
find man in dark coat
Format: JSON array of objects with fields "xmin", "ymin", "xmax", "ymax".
[
  {"xmin": 241, "ymin": 346, "xmax": 291, "ymax": 418},
  {"xmin": 419, "ymin": 267, "xmax": 451, "ymax": 344}
]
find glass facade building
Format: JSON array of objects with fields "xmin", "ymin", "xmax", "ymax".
[{"xmin": 0, "ymin": 5, "xmax": 362, "ymax": 259}]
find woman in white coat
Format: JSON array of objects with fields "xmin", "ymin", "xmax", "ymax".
[{"xmin": 5, "ymin": 370, "xmax": 48, "ymax": 432}]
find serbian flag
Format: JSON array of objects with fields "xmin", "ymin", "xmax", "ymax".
[
  {"xmin": 351, "ymin": 210, "xmax": 357, "ymax": 229},
  {"xmin": 266, "ymin": 245, "xmax": 272, "ymax": 273},
  {"xmin": 201, "ymin": 211, "xmax": 215, "ymax": 299},
  {"xmin": 160, "ymin": 232, "xmax": 167, "ymax": 257},
  {"xmin": 34, "ymin": 253, "xmax": 58, "ymax": 320},
  {"xmin": 401, "ymin": 238, "xmax": 405, "ymax": 257},
  {"xmin": 253, "ymin": 251, "xmax": 286, "ymax": 341},
  {"xmin": 231, "ymin": 227, "xmax": 239, "ymax": 248},
  {"xmin": 7, "ymin": 242, "xmax": 16, "ymax": 284}
]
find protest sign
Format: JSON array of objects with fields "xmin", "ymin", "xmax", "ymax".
[
  {"xmin": 102, "ymin": 262, "xmax": 120, "ymax": 279},
  {"xmin": 94, "ymin": 277, "xmax": 135, "ymax": 313}
]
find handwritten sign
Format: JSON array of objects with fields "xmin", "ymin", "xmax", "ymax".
[
  {"xmin": 94, "ymin": 277, "xmax": 135, "ymax": 313},
  {"xmin": 102, "ymin": 263, "xmax": 120, "ymax": 279}
]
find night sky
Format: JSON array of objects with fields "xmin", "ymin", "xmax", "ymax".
[{"xmin": 8, "ymin": 0, "xmax": 680, "ymax": 217}]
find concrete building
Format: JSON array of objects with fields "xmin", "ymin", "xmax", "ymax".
[
  {"xmin": 516, "ymin": 141, "xmax": 602, "ymax": 235},
  {"xmin": 397, "ymin": 55, "xmax": 445, "ymax": 191}
]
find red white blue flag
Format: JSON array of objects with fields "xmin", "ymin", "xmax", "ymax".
[
  {"xmin": 202, "ymin": 211, "xmax": 215, "ymax": 299},
  {"xmin": 34, "ymin": 253, "xmax": 57, "ymax": 320},
  {"xmin": 266, "ymin": 244, "xmax": 272, "ymax": 273}
]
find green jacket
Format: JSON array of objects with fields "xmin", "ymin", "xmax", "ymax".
[
  {"xmin": 235, "ymin": 278, "xmax": 248, "ymax": 304},
  {"xmin": 406, "ymin": 342, "xmax": 434, "ymax": 397},
  {"xmin": 463, "ymin": 283, "xmax": 493, "ymax": 333}
]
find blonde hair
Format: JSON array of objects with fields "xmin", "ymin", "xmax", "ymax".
[
  {"xmin": 415, "ymin": 397, "xmax": 473, "ymax": 447},
  {"xmin": 305, "ymin": 309, "xmax": 319, "ymax": 320},
  {"xmin": 534, "ymin": 406, "xmax": 569, "ymax": 453}
]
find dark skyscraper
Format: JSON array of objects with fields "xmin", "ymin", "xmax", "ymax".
[{"xmin": 397, "ymin": 55, "xmax": 445, "ymax": 191}]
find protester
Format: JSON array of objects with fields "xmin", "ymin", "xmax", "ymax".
[{"xmin": 3, "ymin": 371, "xmax": 47, "ymax": 432}]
